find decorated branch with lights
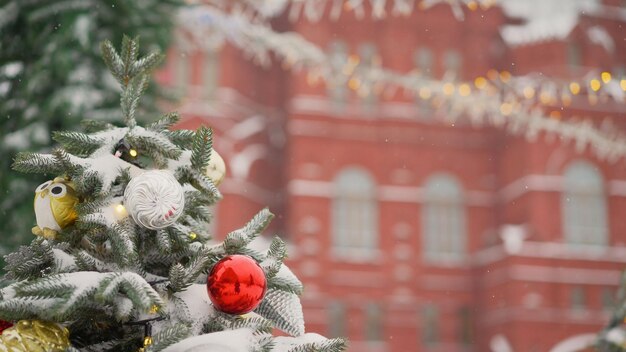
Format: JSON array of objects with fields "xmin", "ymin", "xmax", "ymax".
[
  {"xmin": 0, "ymin": 37, "xmax": 346, "ymax": 352},
  {"xmin": 177, "ymin": 1, "xmax": 626, "ymax": 162}
]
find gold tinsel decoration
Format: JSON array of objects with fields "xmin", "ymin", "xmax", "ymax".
[{"xmin": 0, "ymin": 320, "xmax": 70, "ymax": 352}]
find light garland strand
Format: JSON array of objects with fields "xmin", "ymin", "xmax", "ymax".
[
  {"xmin": 197, "ymin": 0, "xmax": 497, "ymax": 21},
  {"xmin": 176, "ymin": 4, "xmax": 626, "ymax": 162}
]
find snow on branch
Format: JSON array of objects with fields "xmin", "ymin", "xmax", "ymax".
[{"xmin": 0, "ymin": 272, "xmax": 162, "ymax": 321}]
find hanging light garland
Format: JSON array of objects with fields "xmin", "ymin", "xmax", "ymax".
[{"xmin": 176, "ymin": 3, "xmax": 626, "ymax": 162}]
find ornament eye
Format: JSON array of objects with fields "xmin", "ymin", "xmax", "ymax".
[
  {"xmin": 36, "ymin": 181, "xmax": 52, "ymax": 193},
  {"xmin": 49, "ymin": 184, "xmax": 67, "ymax": 198}
]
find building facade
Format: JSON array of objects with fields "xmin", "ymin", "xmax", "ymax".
[{"xmin": 161, "ymin": 2, "xmax": 626, "ymax": 351}]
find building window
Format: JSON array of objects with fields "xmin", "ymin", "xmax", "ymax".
[
  {"xmin": 328, "ymin": 301, "xmax": 346, "ymax": 338},
  {"xmin": 421, "ymin": 305, "xmax": 439, "ymax": 346},
  {"xmin": 567, "ymin": 42, "xmax": 582, "ymax": 68},
  {"xmin": 571, "ymin": 286, "xmax": 586, "ymax": 310},
  {"xmin": 332, "ymin": 167, "xmax": 378, "ymax": 255},
  {"xmin": 328, "ymin": 40, "xmax": 349, "ymax": 108},
  {"xmin": 414, "ymin": 48, "xmax": 434, "ymax": 118},
  {"xmin": 443, "ymin": 50, "xmax": 462, "ymax": 79},
  {"xmin": 414, "ymin": 48, "xmax": 433, "ymax": 78},
  {"xmin": 358, "ymin": 42, "xmax": 379, "ymax": 110},
  {"xmin": 562, "ymin": 161, "xmax": 608, "ymax": 247},
  {"xmin": 365, "ymin": 303, "xmax": 383, "ymax": 341},
  {"xmin": 202, "ymin": 49, "xmax": 219, "ymax": 98},
  {"xmin": 422, "ymin": 174, "xmax": 466, "ymax": 262},
  {"xmin": 458, "ymin": 306, "xmax": 473, "ymax": 346},
  {"xmin": 174, "ymin": 48, "xmax": 190, "ymax": 94},
  {"xmin": 602, "ymin": 288, "xmax": 615, "ymax": 310}
]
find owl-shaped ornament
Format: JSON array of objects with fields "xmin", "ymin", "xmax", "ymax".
[{"xmin": 32, "ymin": 177, "xmax": 79, "ymax": 240}]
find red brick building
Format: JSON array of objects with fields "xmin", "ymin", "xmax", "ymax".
[{"xmin": 162, "ymin": 1, "xmax": 626, "ymax": 351}]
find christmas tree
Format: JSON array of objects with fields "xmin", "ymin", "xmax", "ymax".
[
  {"xmin": 595, "ymin": 272, "xmax": 626, "ymax": 351},
  {"xmin": 0, "ymin": 37, "xmax": 347, "ymax": 352},
  {"xmin": 0, "ymin": 0, "xmax": 182, "ymax": 263}
]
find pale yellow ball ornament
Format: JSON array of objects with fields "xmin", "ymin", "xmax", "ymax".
[
  {"xmin": 32, "ymin": 177, "xmax": 79, "ymax": 240},
  {"xmin": 206, "ymin": 149, "xmax": 226, "ymax": 186}
]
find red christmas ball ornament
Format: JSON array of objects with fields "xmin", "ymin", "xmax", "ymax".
[
  {"xmin": 0, "ymin": 320, "xmax": 13, "ymax": 334},
  {"xmin": 207, "ymin": 254, "xmax": 267, "ymax": 315}
]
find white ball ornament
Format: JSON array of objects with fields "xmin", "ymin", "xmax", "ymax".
[{"xmin": 123, "ymin": 170, "xmax": 185, "ymax": 229}]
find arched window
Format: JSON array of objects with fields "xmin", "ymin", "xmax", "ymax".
[
  {"xmin": 327, "ymin": 40, "xmax": 348, "ymax": 107},
  {"xmin": 332, "ymin": 168, "xmax": 378, "ymax": 254},
  {"xmin": 174, "ymin": 47, "xmax": 189, "ymax": 94},
  {"xmin": 562, "ymin": 161, "xmax": 608, "ymax": 246},
  {"xmin": 422, "ymin": 174, "xmax": 466, "ymax": 262},
  {"xmin": 443, "ymin": 50, "xmax": 462, "ymax": 79},
  {"xmin": 414, "ymin": 48, "xmax": 434, "ymax": 117},
  {"xmin": 358, "ymin": 42, "xmax": 379, "ymax": 109},
  {"xmin": 414, "ymin": 47, "xmax": 433, "ymax": 78},
  {"xmin": 202, "ymin": 49, "xmax": 220, "ymax": 98}
]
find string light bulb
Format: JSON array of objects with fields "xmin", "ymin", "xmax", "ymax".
[
  {"xmin": 443, "ymin": 83, "xmax": 455, "ymax": 96},
  {"xmin": 458, "ymin": 83, "xmax": 471, "ymax": 96},
  {"xmin": 499, "ymin": 71, "xmax": 511, "ymax": 82},
  {"xmin": 590, "ymin": 79, "xmax": 601, "ymax": 92},
  {"xmin": 523, "ymin": 86, "xmax": 535, "ymax": 99},
  {"xmin": 620, "ymin": 79, "xmax": 626, "ymax": 91},
  {"xmin": 601, "ymin": 72, "xmax": 611, "ymax": 83},
  {"xmin": 569, "ymin": 82, "xmax": 581, "ymax": 95},
  {"xmin": 189, "ymin": 232, "xmax": 198, "ymax": 240},
  {"xmin": 419, "ymin": 87, "xmax": 432, "ymax": 99},
  {"xmin": 539, "ymin": 91, "xmax": 552, "ymax": 105},
  {"xmin": 113, "ymin": 203, "xmax": 128, "ymax": 220},
  {"xmin": 474, "ymin": 76, "xmax": 487, "ymax": 89},
  {"xmin": 561, "ymin": 93, "xmax": 572, "ymax": 107},
  {"xmin": 348, "ymin": 77, "xmax": 361, "ymax": 90},
  {"xmin": 467, "ymin": 1, "xmax": 478, "ymax": 11},
  {"xmin": 129, "ymin": 149, "xmax": 138, "ymax": 157},
  {"xmin": 306, "ymin": 72, "xmax": 320, "ymax": 86},
  {"xmin": 500, "ymin": 102, "xmax": 513, "ymax": 116}
]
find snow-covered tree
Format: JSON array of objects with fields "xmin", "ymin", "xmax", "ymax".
[
  {"xmin": 0, "ymin": 0, "xmax": 182, "ymax": 263},
  {"xmin": 0, "ymin": 37, "xmax": 346, "ymax": 352}
]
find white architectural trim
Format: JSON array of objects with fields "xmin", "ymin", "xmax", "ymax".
[
  {"xmin": 290, "ymin": 175, "xmax": 626, "ymax": 208},
  {"xmin": 483, "ymin": 306, "xmax": 609, "ymax": 326},
  {"xmin": 498, "ymin": 174, "xmax": 563, "ymax": 203},
  {"xmin": 290, "ymin": 94, "xmax": 430, "ymax": 121},
  {"xmin": 474, "ymin": 241, "xmax": 626, "ymax": 266},
  {"xmin": 288, "ymin": 179, "xmax": 334, "ymax": 198},
  {"xmin": 609, "ymin": 180, "xmax": 626, "ymax": 196},
  {"xmin": 220, "ymin": 179, "xmax": 282, "ymax": 206},
  {"xmin": 288, "ymin": 179, "xmax": 496, "ymax": 207},
  {"xmin": 329, "ymin": 271, "xmax": 386, "ymax": 287},
  {"xmin": 419, "ymin": 275, "xmax": 473, "ymax": 291},
  {"xmin": 482, "ymin": 265, "xmax": 622, "ymax": 287}
]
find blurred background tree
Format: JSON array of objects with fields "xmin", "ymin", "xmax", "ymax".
[{"xmin": 0, "ymin": 0, "xmax": 182, "ymax": 265}]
